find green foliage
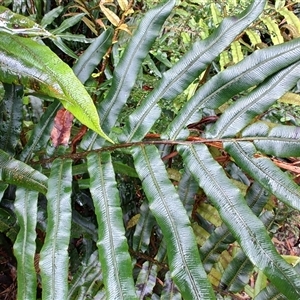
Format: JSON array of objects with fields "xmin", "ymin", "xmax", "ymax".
[
  {"xmin": 0, "ymin": 0, "xmax": 300, "ymax": 299},
  {"xmin": 0, "ymin": 7, "xmax": 113, "ymax": 143}
]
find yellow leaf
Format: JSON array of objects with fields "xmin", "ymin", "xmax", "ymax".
[
  {"xmin": 278, "ymin": 92, "xmax": 300, "ymax": 106},
  {"xmin": 124, "ymin": 8, "xmax": 134, "ymax": 16},
  {"xmin": 82, "ymin": 17, "xmax": 98, "ymax": 35},
  {"xmin": 100, "ymin": 4, "xmax": 120, "ymax": 27},
  {"xmin": 117, "ymin": 0, "xmax": 128, "ymax": 11},
  {"xmin": 117, "ymin": 23, "xmax": 132, "ymax": 35},
  {"xmin": 126, "ymin": 214, "xmax": 140, "ymax": 229}
]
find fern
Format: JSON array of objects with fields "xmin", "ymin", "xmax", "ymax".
[{"xmin": 1, "ymin": 0, "xmax": 300, "ymax": 299}]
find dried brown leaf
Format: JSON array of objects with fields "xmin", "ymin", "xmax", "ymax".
[{"xmin": 51, "ymin": 109, "xmax": 74, "ymax": 147}]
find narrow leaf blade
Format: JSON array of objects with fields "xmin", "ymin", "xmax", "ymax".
[
  {"xmin": 87, "ymin": 152, "xmax": 138, "ymax": 299},
  {"xmin": 82, "ymin": 0, "xmax": 175, "ymax": 149},
  {"xmin": 163, "ymin": 37, "xmax": 300, "ymax": 140},
  {"xmin": 0, "ymin": 84, "xmax": 23, "ymax": 155},
  {"xmin": 39, "ymin": 159, "xmax": 73, "ymax": 299},
  {"xmin": 178, "ymin": 143, "xmax": 300, "ymax": 299},
  {"xmin": 132, "ymin": 145, "xmax": 215, "ymax": 299},
  {"xmin": 73, "ymin": 28, "xmax": 113, "ymax": 84},
  {"xmin": 225, "ymin": 141, "xmax": 300, "ymax": 211},
  {"xmin": 242, "ymin": 122, "xmax": 300, "ymax": 157},
  {"xmin": 123, "ymin": 0, "xmax": 266, "ymax": 142},
  {"xmin": 13, "ymin": 187, "xmax": 38, "ymax": 300},
  {"xmin": 208, "ymin": 61, "xmax": 300, "ymax": 138},
  {"xmin": 0, "ymin": 148, "xmax": 47, "ymax": 194}
]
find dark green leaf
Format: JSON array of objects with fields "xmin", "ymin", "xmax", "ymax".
[
  {"xmin": 132, "ymin": 145, "xmax": 215, "ymax": 299},
  {"xmin": 51, "ymin": 36, "xmax": 78, "ymax": 59},
  {"xmin": 51, "ymin": 13, "xmax": 85, "ymax": 34},
  {"xmin": 68, "ymin": 251, "xmax": 103, "ymax": 300},
  {"xmin": 178, "ymin": 143, "xmax": 300, "ymax": 299},
  {"xmin": 82, "ymin": 0, "xmax": 175, "ymax": 149},
  {"xmin": 200, "ymin": 182, "xmax": 269, "ymax": 272},
  {"xmin": 0, "ymin": 182, "xmax": 7, "ymax": 203},
  {"xmin": 161, "ymin": 271, "xmax": 181, "ymax": 300},
  {"xmin": 0, "ymin": 84, "xmax": 23, "ymax": 155},
  {"xmin": 255, "ymin": 285, "xmax": 287, "ymax": 300},
  {"xmin": 163, "ymin": 37, "xmax": 300, "ymax": 140},
  {"xmin": 208, "ymin": 61, "xmax": 300, "ymax": 138},
  {"xmin": 132, "ymin": 202, "xmax": 156, "ymax": 252},
  {"xmin": 0, "ymin": 148, "xmax": 47, "ymax": 194},
  {"xmin": 220, "ymin": 211, "xmax": 275, "ymax": 293},
  {"xmin": 178, "ymin": 169, "xmax": 198, "ymax": 217},
  {"xmin": 19, "ymin": 100, "xmax": 61, "ymax": 163},
  {"xmin": 123, "ymin": 0, "xmax": 266, "ymax": 142},
  {"xmin": 87, "ymin": 152, "xmax": 138, "ymax": 299},
  {"xmin": 0, "ymin": 206, "xmax": 18, "ymax": 241},
  {"xmin": 242, "ymin": 122, "xmax": 300, "ymax": 157},
  {"xmin": 13, "ymin": 187, "xmax": 38, "ymax": 300},
  {"xmin": 73, "ymin": 28, "xmax": 113, "ymax": 84},
  {"xmin": 136, "ymin": 262, "xmax": 157, "ymax": 298},
  {"xmin": 39, "ymin": 158, "xmax": 73, "ymax": 299},
  {"xmin": 40, "ymin": 6, "xmax": 64, "ymax": 28},
  {"xmin": 225, "ymin": 141, "xmax": 300, "ymax": 211}
]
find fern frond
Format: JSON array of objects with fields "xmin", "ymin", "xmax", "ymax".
[
  {"xmin": 39, "ymin": 159, "xmax": 73, "ymax": 299},
  {"xmin": 225, "ymin": 141, "xmax": 300, "ymax": 211},
  {"xmin": 87, "ymin": 152, "xmax": 138, "ymax": 299},
  {"xmin": 132, "ymin": 145, "xmax": 215, "ymax": 299},
  {"xmin": 123, "ymin": 0, "xmax": 266, "ymax": 142},
  {"xmin": 178, "ymin": 143, "xmax": 300, "ymax": 299}
]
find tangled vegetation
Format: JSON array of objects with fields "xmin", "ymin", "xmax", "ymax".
[{"xmin": 0, "ymin": 0, "xmax": 300, "ymax": 299}]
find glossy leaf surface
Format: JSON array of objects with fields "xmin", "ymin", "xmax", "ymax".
[
  {"xmin": 132, "ymin": 145, "xmax": 215, "ymax": 299},
  {"xmin": 13, "ymin": 187, "xmax": 38, "ymax": 300},
  {"xmin": 73, "ymin": 28, "xmax": 113, "ymax": 84},
  {"xmin": 163, "ymin": 37, "xmax": 300, "ymax": 140},
  {"xmin": 82, "ymin": 0, "xmax": 175, "ymax": 149},
  {"xmin": 123, "ymin": 0, "xmax": 266, "ymax": 142},
  {"xmin": 87, "ymin": 152, "xmax": 138, "ymax": 299},
  {"xmin": 0, "ymin": 148, "xmax": 47, "ymax": 194},
  {"xmin": 242, "ymin": 122, "xmax": 300, "ymax": 157},
  {"xmin": 0, "ymin": 6, "xmax": 52, "ymax": 37},
  {"xmin": 39, "ymin": 159, "xmax": 73, "ymax": 299},
  {"xmin": 0, "ymin": 33, "xmax": 113, "ymax": 143},
  {"xmin": 178, "ymin": 143, "xmax": 300, "ymax": 299},
  {"xmin": 209, "ymin": 61, "xmax": 300, "ymax": 138},
  {"xmin": 225, "ymin": 141, "xmax": 300, "ymax": 211},
  {"xmin": 0, "ymin": 84, "xmax": 23, "ymax": 155}
]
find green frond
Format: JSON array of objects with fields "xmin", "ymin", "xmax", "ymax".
[
  {"xmin": 208, "ymin": 60, "xmax": 300, "ymax": 138},
  {"xmin": 81, "ymin": 0, "xmax": 175, "ymax": 149},
  {"xmin": 163, "ymin": 38, "xmax": 300, "ymax": 140},
  {"xmin": 136, "ymin": 261, "xmax": 158, "ymax": 298},
  {"xmin": 39, "ymin": 159, "xmax": 73, "ymax": 299},
  {"xmin": 13, "ymin": 187, "xmax": 38, "ymax": 300},
  {"xmin": 178, "ymin": 143, "xmax": 300, "ymax": 299},
  {"xmin": 73, "ymin": 28, "xmax": 114, "ymax": 84},
  {"xmin": 0, "ymin": 84, "xmax": 23, "ymax": 156},
  {"xmin": 225, "ymin": 141, "xmax": 300, "ymax": 211},
  {"xmin": 0, "ymin": 148, "xmax": 47, "ymax": 194},
  {"xmin": 132, "ymin": 145, "xmax": 215, "ymax": 299},
  {"xmin": 87, "ymin": 152, "xmax": 138, "ymax": 299},
  {"xmin": 242, "ymin": 122, "xmax": 300, "ymax": 157},
  {"xmin": 124, "ymin": 0, "xmax": 266, "ymax": 142},
  {"xmin": 68, "ymin": 251, "xmax": 103, "ymax": 300},
  {"xmin": 132, "ymin": 202, "xmax": 156, "ymax": 252}
]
